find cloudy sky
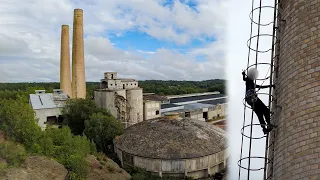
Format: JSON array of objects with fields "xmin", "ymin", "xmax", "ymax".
[{"xmin": 0, "ymin": 0, "xmax": 227, "ymax": 82}]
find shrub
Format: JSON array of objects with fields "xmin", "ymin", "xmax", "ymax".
[{"xmin": 0, "ymin": 141, "xmax": 26, "ymax": 167}]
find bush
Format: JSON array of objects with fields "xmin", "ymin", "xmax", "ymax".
[
  {"xmin": 84, "ymin": 113, "xmax": 123, "ymax": 153},
  {"xmin": 0, "ymin": 99, "xmax": 42, "ymax": 149},
  {"xmin": 64, "ymin": 153, "xmax": 88, "ymax": 179},
  {"xmin": 62, "ymin": 99, "xmax": 113, "ymax": 135},
  {"xmin": 0, "ymin": 141, "xmax": 26, "ymax": 167}
]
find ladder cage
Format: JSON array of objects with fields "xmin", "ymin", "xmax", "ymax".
[{"xmin": 238, "ymin": 0, "xmax": 280, "ymax": 179}]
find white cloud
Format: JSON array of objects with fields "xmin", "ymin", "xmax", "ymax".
[{"xmin": 0, "ymin": 0, "xmax": 226, "ymax": 82}]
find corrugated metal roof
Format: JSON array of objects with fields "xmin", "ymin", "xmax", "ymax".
[
  {"xmin": 200, "ymin": 98, "xmax": 227, "ymax": 105},
  {"xmin": 169, "ymin": 94, "xmax": 225, "ymax": 103},
  {"xmin": 29, "ymin": 92, "xmax": 69, "ymax": 110},
  {"xmin": 183, "ymin": 103, "xmax": 214, "ymax": 110},
  {"xmin": 161, "ymin": 103, "xmax": 182, "ymax": 109}
]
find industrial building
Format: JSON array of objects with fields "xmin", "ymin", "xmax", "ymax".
[
  {"xmin": 29, "ymin": 89, "xmax": 69, "ymax": 130},
  {"xmin": 143, "ymin": 93, "xmax": 168, "ymax": 120},
  {"xmin": 94, "ymin": 72, "xmax": 143, "ymax": 129},
  {"xmin": 114, "ymin": 113, "xmax": 229, "ymax": 179},
  {"xmin": 60, "ymin": 9, "xmax": 86, "ymax": 99},
  {"xmin": 160, "ymin": 92, "xmax": 227, "ymax": 121}
]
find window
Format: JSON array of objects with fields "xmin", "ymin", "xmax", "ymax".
[
  {"xmin": 111, "ymin": 74, "xmax": 114, "ymax": 79},
  {"xmin": 185, "ymin": 112, "xmax": 190, "ymax": 117},
  {"xmin": 156, "ymin": 110, "xmax": 159, "ymax": 115},
  {"xmin": 46, "ymin": 116, "xmax": 57, "ymax": 125},
  {"xmin": 115, "ymin": 84, "xmax": 117, "ymax": 86},
  {"xmin": 110, "ymin": 84, "xmax": 113, "ymax": 86},
  {"xmin": 135, "ymin": 83, "xmax": 136, "ymax": 85}
]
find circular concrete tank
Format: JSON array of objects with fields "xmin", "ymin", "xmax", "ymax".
[
  {"xmin": 269, "ymin": 0, "xmax": 320, "ymax": 179},
  {"xmin": 114, "ymin": 117, "xmax": 228, "ymax": 179}
]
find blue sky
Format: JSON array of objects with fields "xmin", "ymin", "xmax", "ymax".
[
  {"xmin": 0, "ymin": 0, "xmax": 227, "ymax": 82},
  {"xmin": 108, "ymin": 31, "xmax": 215, "ymax": 61}
]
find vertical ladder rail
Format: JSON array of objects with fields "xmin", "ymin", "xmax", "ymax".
[{"xmin": 238, "ymin": 0, "xmax": 279, "ymax": 179}]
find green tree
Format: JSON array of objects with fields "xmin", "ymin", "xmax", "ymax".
[
  {"xmin": 62, "ymin": 99, "xmax": 112, "ymax": 135},
  {"xmin": 84, "ymin": 113, "xmax": 123, "ymax": 153},
  {"xmin": 0, "ymin": 99, "xmax": 42, "ymax": 150}
]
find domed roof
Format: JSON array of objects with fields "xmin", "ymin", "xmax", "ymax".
[{"xmin": 114, "ymin": 117, "xmax": 228, "ymax": 159}]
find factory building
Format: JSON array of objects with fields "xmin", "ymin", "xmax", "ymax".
[
  {"xmin": 143, "ymin": 93, "xmax": 168, "ymax": 120},
  {"xmin": 160, "ymin": 92, "xmax": 227, "ymax": 121},
  {"xmin": 94, "ymin": 72, "xmax": 143, "ymax": 128},
  {"xmin": 114, "ymin": 113, "xmax": 229, "ymax": 179},
  {"xmin": 29, "ymin": 90, "xmax": 69, "ymax": 130}
]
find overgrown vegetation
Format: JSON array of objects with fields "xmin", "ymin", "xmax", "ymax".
[
  {"xmin": 84, "ymin": 113, "xmax": 123, "ymax": 153},
  {"xmin": 61, "ymin": 98, "xmax": 123, "ymax": 154},
  {"xmin": 0, "ymin": 141, "xmax": 26, "ymax": 168},
  {"xmin": 0, "ymin": 98, "xmax": 95, "ymax": 179}
]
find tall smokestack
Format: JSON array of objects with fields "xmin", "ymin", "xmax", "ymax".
[
  {"xmin": 60, "ymin": 25, "xmax": 72, "ymax": 98},
  {"xmin": 71, "ymin": 9, "xmax": 86, "ymax": 99}
]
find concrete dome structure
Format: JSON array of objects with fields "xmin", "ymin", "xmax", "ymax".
[{"xmin": 114, "ymin": 114, "xmax": 228, "ymax": 179}]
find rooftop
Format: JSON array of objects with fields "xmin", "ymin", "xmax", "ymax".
[
  {"xmin": 114, "ymin": 117, "xmax": 228, "ymax": 159},
  {"xmin": 29, "ymin": 91, "xmax": 69, "ymax": 110},
  {"xmin": 169, "ymin": 94, "xmax": 225, "ymax": 103},
  {"xmin": 161, "ymin": 103, "xmax": 183, "ymax": 109},
  {"xmin": 200, "ymin": 97, "xmax": 227, "ymax": 105},
  {"xmin": 143, "ymin": 94, "xmax": 168, "ymax": 101}
]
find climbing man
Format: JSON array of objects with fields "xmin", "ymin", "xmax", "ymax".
[{"xmin": 242, "ymin": 68, "xmax": 275, "ymax": 134}]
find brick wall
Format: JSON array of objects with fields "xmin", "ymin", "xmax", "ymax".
[{"xmin": 269, "ymin": 0, "xmax": 320, "ymax": 179}]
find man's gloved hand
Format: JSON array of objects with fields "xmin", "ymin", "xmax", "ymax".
[
  {"xmin": 242, "ymin": 70, "xmax": 246, "ymax": 75},
  {"xmin": 272, "ymin": 84, "xmax": 276, "ymax": 89}
]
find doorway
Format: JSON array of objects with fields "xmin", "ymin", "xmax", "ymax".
[{"xmin": 203, "ymin": 112, "xmax": 208, "ymax": 120}]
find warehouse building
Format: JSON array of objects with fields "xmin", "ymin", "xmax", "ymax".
[
  {"xmin": 29, "ymin": 89, "xmax": 69, "ymax": 130},
  {"xmin": 114, "ymin": 113, "xmax": 228, "ymax": 179},
  {"xmin": 160, "ymin": 92, "xmax": 227, "ymax": 121},
  {"xmin": 143, "ymin": 93, "xmax": 168, "ymax": 120}
]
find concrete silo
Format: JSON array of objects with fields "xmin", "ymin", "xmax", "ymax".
[
  {"xmin": 126, "ymin": 88, "xmax": 144, "ymax": 125},
  {"xmin": 94, "ymin": 72, "xmax": 143, "ymax": 128},
  {"xmin": 268, "ymin": 0, "xmax": 320, "ymax": 179}
]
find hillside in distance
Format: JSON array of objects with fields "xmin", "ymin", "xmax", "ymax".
[{"xmin": 0, "ymin": 79, "xmax": 226, "ymax": 97}]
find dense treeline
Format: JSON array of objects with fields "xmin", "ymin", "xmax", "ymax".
[{"xmin": 0, "ymin": 79, "xmax": 226, "ymax": 98}]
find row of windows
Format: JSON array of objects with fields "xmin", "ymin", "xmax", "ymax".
[{"xmin": 109, "ymin": 83, "xmax": 137, "ymax": 86}]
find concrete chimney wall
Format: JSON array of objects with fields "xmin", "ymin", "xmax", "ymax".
[
  {"xmin": 71, "ymin": 9, "xmax": 86, "ymax": 99},
  {"xmin": 60, "ymin": 25, "xmax": 72, "ymax": 98}
]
